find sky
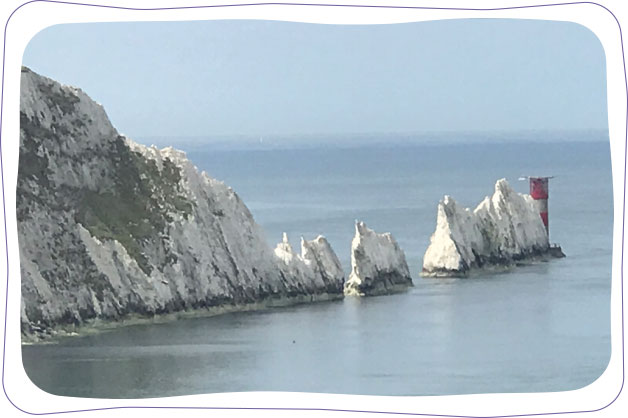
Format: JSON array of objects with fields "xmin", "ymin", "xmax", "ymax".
[{"xmin": 22, "ymin": 18, "xmax": 608, "ymax": 140}]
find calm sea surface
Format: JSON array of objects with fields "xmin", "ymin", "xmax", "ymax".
[{"xmin": 22, "ymin": 136, "xmax": 614, "ymax": 398}]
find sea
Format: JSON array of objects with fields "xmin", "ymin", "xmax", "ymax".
[{"xmin": 21, "ymin": 131, "xmax": 614, "ymax": 398}]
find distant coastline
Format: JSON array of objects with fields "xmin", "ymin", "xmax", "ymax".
[{"xmin": 135, "ymin": 129, "xmax": 610, "ymax": 152}]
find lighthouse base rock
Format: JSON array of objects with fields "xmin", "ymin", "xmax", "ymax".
[
  {"xmin": 422, "ymin": 179, "xmax": 565, "ymax": 277},
  {"xmin": 344, "ymin": 222, "xmax": 412, "ymax": 296}
]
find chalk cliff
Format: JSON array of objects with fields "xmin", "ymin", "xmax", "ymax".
[
  {"xmin": 344, "ymin": 221, "xmax": 412, "ymax": 296},
  {"xmin": 18, "ymin": 67, "xmax": 344, "ymax": 339},
  {"xmin": 422, "ymin": 179, "xmax": 563, "ymax": 277}
]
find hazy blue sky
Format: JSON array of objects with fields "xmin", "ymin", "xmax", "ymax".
[{"xmin": 22, "ymin": 19, "xmax": 607, "ymax": 139}]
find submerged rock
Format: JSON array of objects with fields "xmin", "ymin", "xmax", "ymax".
[
  {"xmin": 18, "ymin": 67, "xmax": 344, "ymax": 339},
  {"xmin": 422, "ymin": 179, "xmax": 563, "ymax": 277},
  {"xmin": 344, "ymin": 221, "xmax": 412, "ymax": 296}
]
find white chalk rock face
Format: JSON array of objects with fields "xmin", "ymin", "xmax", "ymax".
[
  {"xmin": 422, "ymin": 179, "xmax": 557, "ymax": 277},
  {"xmin": 344, "ymin": 221, "xmax": 412, "ymax": 296},
  {"xmin": 273, "ymin": 233, "xmax": 344, "ymax": 294},
  {"xmin": 18, "ymin": 67, "xmax": 345, "ymax": 339}
]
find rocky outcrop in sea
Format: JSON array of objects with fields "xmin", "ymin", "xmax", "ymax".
[
  {"xmin": 274, "ymin": 233, "xmax": 344, "ymax": 295},
  {"xmin": 344, "ymin": 221, "xmax": 412, "ymax": 296},
  {"xmin": 18, "ymin": 67, "xmax": 345, "ymax": 339},
  {"xmin": 422, "ymin": 179, "xmax": 564, "ymax": 277}
]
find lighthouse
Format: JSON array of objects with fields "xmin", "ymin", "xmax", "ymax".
[
  {"xmin": 519, "ymin": 176, "xmax": 565, "ymax": 257},
  {"xmin": 529, "ymin": 176, "xmax": 551, "ymax": 235}
]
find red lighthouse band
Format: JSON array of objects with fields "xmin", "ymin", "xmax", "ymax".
[{"xmin": 529, "ymin": 177, "xmax": 550, "ymax": 234}]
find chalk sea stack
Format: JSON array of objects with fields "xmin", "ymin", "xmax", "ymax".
[
  {"xmin": 344, "ymin": 221, "xmax": 412, "ymax": 296},
  {"xmin": 18, "ymin": 67, "xmax": 345, "ymax": 340},
  {"xmin": 274, "ymin": 233, "xmax": 344, "ymax": 295},
  {"xmin": 422, "ymin": 179, "xmax": 565, "ymax": 277}
]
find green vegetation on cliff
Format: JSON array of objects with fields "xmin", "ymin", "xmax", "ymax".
[{"xmin": 75, "ymin": 137, "xmax": 194, "ymax": 275}]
